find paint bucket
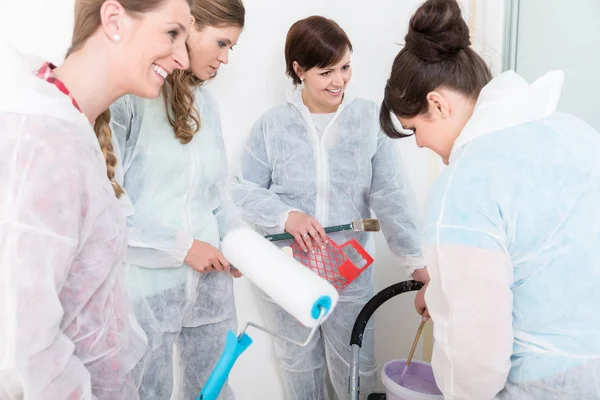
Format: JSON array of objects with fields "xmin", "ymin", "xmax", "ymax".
[{"xmin": 382, "ymin": 359, "xmax": 443, "ymax": 400}]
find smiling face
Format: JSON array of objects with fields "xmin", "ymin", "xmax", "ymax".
[
  {"xmin": 186, "ymin": 24, "xmax": 242, "ymax": 80},
  {"xmin": 115, "ymin": 0, "xmax": 192, "ymax": 98},
  {"xmin": 294, "ymin": 47, "xmax": 352, "ymax": 114}
]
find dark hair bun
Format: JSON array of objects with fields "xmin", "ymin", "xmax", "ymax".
[{"xmin": 405, "ymin": 0, "xmax": 471, "ymax": 62}]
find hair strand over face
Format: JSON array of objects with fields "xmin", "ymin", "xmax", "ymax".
[{"xmin": 163, "ymin": 0, "xmax": 245, "ymax": 145}]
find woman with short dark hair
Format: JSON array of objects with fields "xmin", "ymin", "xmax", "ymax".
[{"xmin": 231, "ymin": 15, "xmax": 426, "ymax": 400}]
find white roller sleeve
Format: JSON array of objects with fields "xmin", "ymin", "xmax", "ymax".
[{"xmin": 222, "ymin": 227, "xmax": 339, "ymax": 327}]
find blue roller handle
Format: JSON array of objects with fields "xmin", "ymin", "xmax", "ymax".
[{"xmin": 197, "ymin": 330, "xmax": 253, "ymax": 400}]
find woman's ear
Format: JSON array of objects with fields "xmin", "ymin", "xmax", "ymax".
[
  {"xmin": 426, "ymin": 91, "xmax": 450, "ymax": 120},
  {"xmin": 292, "ymin": 61, "xmax": 304, "ymax": 82},
  {"xmin": 99, "ymin": 0, "xmax": 126, "ymax": 42}
]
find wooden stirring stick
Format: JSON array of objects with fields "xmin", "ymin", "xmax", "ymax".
[
  {"xmin": 406, "ymin": 320, "xmax": 427, "ymax": 367},
  {"xmin": 398, "ymin": 320, "xmax": 428, "ymax": 386}
]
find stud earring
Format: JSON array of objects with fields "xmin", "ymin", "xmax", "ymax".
[{"xmin": 112, "ymin": 34, "xmax": 121, "ymax": 43}]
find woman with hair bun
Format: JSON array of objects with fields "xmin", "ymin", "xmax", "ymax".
[{"xmin": 381, "ymin": 0, "xmax": 600, "ymax": 398}]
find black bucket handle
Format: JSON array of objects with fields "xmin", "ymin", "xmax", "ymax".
[{"xmin": 350, "ymin": 280, "xmax": 424, "ymax": 347}]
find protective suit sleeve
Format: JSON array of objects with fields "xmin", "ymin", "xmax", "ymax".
[
  {"xmin": 110, "ymin": 96, "xmax": 193, "ymax": 268},
  {"xmin": 369, "ymin": 131, "xmax": 425, "ymax": 276},
  {"xmin": 230, "ymin": 117, "xmax": 300, "ymax": 234},
  {"xmin": 423, "ymin": 169, "xmax": 513, "ymax": 400},
  {"xmin": 215, "ymin": 181, "xmax": 246, "ymax": 240},
  {"xmin": 210, "ymin": 103, "xmax": 246, "ymax": 239},
  {"xmin": 0, "ymin": 125, "xmax": 92, "ymax": 399}
]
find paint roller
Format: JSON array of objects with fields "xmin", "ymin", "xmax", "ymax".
[{"xmin": 197, "ymin": 227, "xmax": 339, "ymax": 400}]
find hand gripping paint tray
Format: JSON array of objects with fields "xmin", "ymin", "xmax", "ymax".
[{"xmin": 291, "ymin": 237, "xmax": 374, "ymax": 293}]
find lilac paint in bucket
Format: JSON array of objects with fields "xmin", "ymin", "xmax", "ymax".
[{"xmin": 382, "ymin": 359, "xmax": 443, "ymax": 400}]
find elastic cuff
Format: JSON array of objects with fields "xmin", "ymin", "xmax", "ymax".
[
  {"xmin": 397, "ymin": 257, "xmax": 426, "ymax": 278},
  {"xmin": 176, "ymin": 232, "xmax": 195, "ymax": 265},
  {"xmin": 278, "ymin": 208, "xmax": 301, "ymax": 232}
]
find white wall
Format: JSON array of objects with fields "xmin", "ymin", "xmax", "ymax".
[
  {"xmin": 0, "ymin": 0, "xmax": 75, "ymax": 65},
  {"xmin": 207, "ymin": 1, "xmax": 434, "ymax": 397},
  {"xmin": 469, "ymin": 0, "xmax": 506, "ymax": 75}
]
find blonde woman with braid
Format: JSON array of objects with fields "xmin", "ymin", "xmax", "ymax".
[
  {"xmin": 0, "ymin": 0, "xmax": 191, "ymax": 399},
  {"xmin": 109, "ymin": 0, "xmax": 245, "ymax": 398}
]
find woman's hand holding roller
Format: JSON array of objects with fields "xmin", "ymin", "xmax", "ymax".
[
  {"xmin": 285, "ymin": 211, "xmax": 328, "ymax": 253},
  {"xmin": 185, "ymin": 240, "xmax": 230, "ymax": 274}
]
